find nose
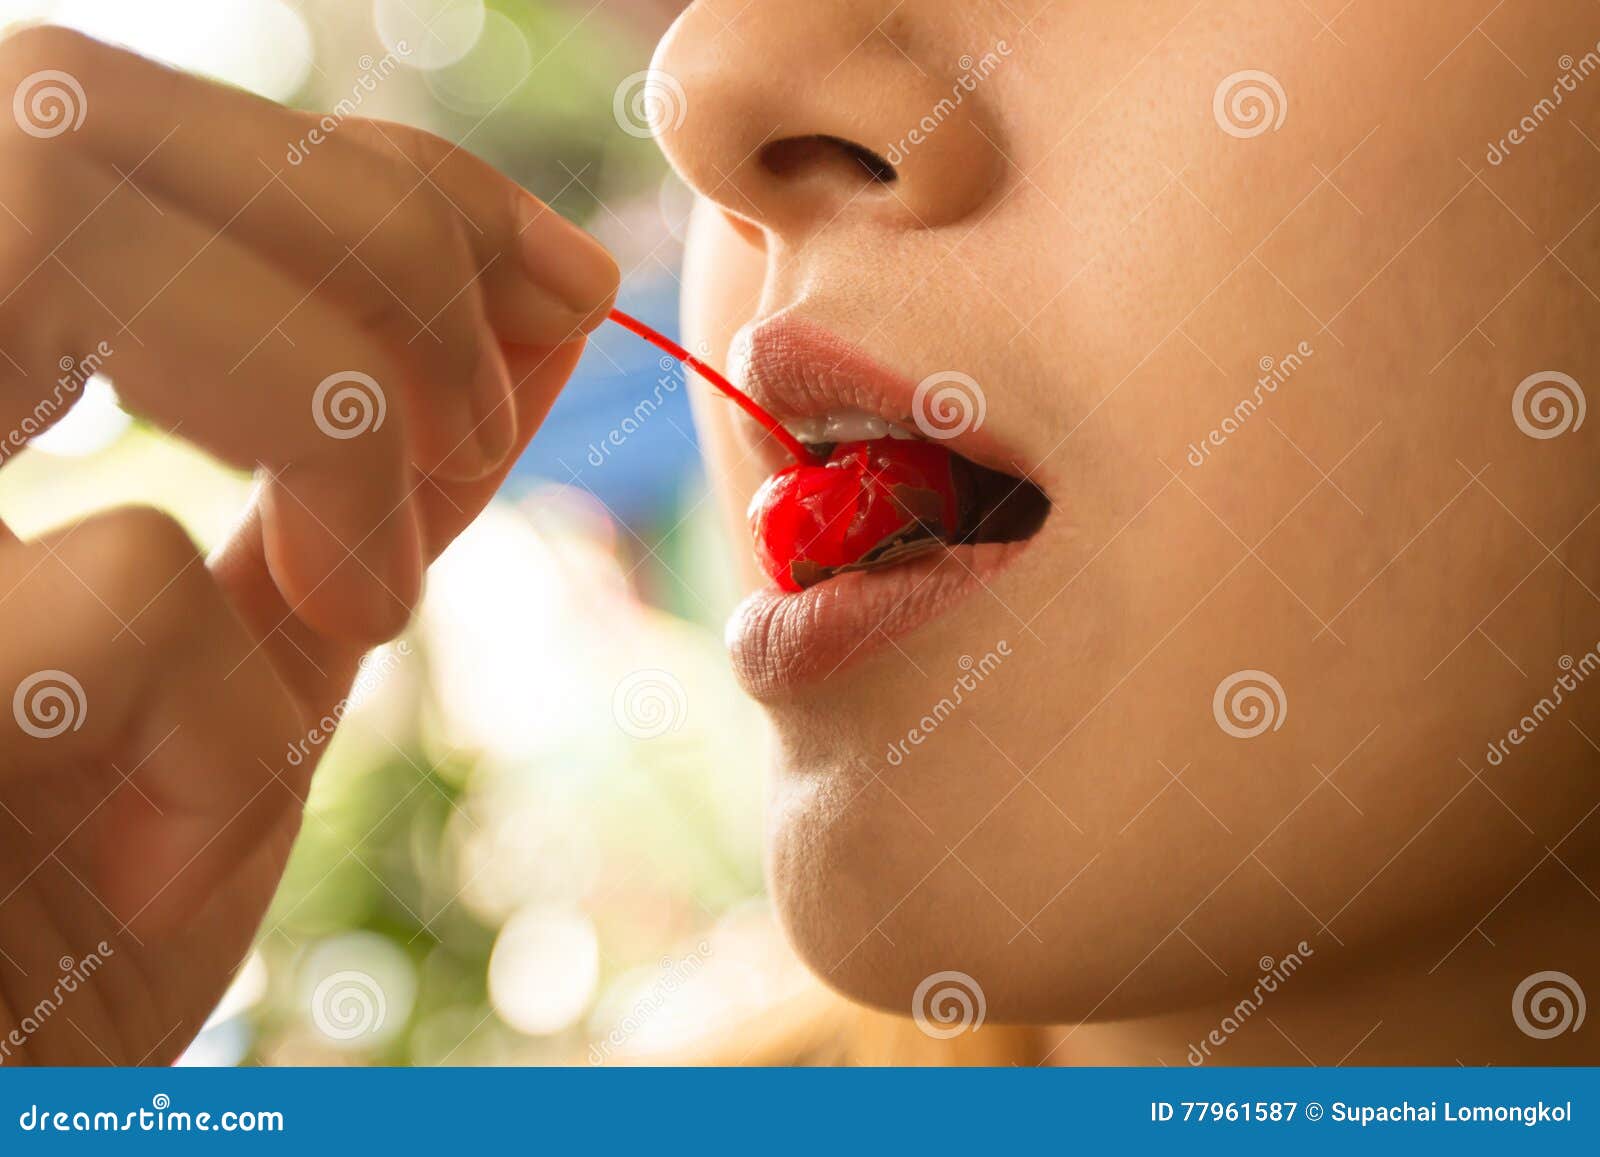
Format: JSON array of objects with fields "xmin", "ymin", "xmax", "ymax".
[{"xmin": 649, "ymin": 0, "xmax": 1004, "ymax": 237}]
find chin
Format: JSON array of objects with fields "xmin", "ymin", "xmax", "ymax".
[
  {"xmin": 753, "ymin": 661, "xmax": 1318, "ymax": 1027},
  {"xmin": 752, "ymin": 664, "xmax": 1128, "ymax": 1026},
  {"xmin": 762, "ymin": 769, "xmax": 1210, "ymax": 1026}
]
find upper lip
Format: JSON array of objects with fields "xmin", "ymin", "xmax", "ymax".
[{"xmin": 727, "ymin": 313, "xmax": 1040, "ymax": 485}]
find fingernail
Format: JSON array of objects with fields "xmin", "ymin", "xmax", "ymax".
[{"xmin": 517, "ymin": 197, "xmax": 620, "ymax": 315}]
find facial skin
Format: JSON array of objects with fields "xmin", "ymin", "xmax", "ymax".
[{"xmin": 654, "ymin": 1, "xmax": 1600, "ymax": 1062}]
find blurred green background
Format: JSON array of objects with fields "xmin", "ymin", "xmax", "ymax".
[{"xmin": 0, "ymin": 0, "xmax": 815, "ymax": 1065}]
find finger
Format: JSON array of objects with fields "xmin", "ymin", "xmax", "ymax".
[
  {"xmin": 411, "ymin": 341, "xmax": 586, "ymax": 552},
  {"xmin": 0, "ymin": 508, "xmax": 311, "ymax": 931},
  {"xmin": 6, "ymin": 26, "xmax": 619, "ymax": 344},
  {"xmin": 0, "ymin": 149, "xmax": 425, "ymax": 641},
  {"xmin": 333, "ymin": 118, "xmax": 622, "ymax": 340},
  {"xmin": 0, "ymin": 29, "xmax": 517, "ymax": 482},
  {"xmin": 209, "ymin": 340, "xmax": 587, "ymax": 716}
]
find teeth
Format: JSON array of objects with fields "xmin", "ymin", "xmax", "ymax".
[
  {"xmin": 783, "ymin": 416, "xmax": 829, "ymax": 443},
  {"xmin": 785, "ymin": 408, "xmax": 916, "ymax": 445},
  {"xmin": 823, "ymin": 412, "xmax": 887, "ymax": 442}
]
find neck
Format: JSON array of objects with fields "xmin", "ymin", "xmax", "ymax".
[{"xmin": 1047, "ymin": 864, "xmax": 1597, "ymax": 1066}]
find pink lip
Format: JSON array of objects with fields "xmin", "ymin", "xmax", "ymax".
[
  {"xmin": 728, "ymin": 538, "xmax": 1035, "ymax": 698},
  {"xmin": 727, "ymin": 314, "xmax": 1041, "ymax": 483},
  {"xmin": 722, "ymin": 313, "xmax": 1046, "ymax": 698}
]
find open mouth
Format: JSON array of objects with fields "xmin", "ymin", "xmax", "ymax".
[
  {"xmin": 720, "ymin": 314, "xmax": 1053, "ymax": 695},
  {"xmin": 749, "ymin": 415, "xmax": 1050, "ymax": 592}
]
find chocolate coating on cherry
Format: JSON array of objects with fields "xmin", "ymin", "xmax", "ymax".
[{"xmin": 748, "ymin": 438, "xmax": 971, "ymax": 592}]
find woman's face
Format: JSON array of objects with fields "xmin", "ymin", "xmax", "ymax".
[{"xmin": 653, "ymin": 0, "xmax": 1600, "ymax": 1024}]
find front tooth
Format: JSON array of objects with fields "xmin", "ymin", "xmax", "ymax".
[
  {"xmin": 822, "ymin": 411, "xmax": 889, "ymax": 442},
  {"xmin": 784, "ymin": 416, "xmax": 828, "ymax": 443},
  {"xmin": 785, "ymin": 410, "xmax": 920, "ymax": 445}
]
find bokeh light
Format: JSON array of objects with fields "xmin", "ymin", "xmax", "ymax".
[
  {"xmin": 374, "ymin": 0, "xmax": 485, "ymax": 70},
  {"xmin": 488, "ymin": 907, "xmax": 601, "ymax": 1036},
  {"xmin": 297, "ymin": 932, "xmax": 419, "ymax": 1052},
  {"xmin": 424, "ymin": 8, "xmax": 531, "ymax": 114}
]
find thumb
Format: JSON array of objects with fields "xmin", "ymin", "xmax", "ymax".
[{"xmin": 0, "ymin": 509, "xmax": 309, "ymax": 932}]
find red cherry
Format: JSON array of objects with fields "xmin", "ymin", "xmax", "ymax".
[{"xmin": 748, "ymin": 438, "xmax": 966, "ymax": 591}]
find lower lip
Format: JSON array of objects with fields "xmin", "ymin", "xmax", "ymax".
[{"xmin": 726, "ymin": 538, "xmax": 1035, "ymax": 698}]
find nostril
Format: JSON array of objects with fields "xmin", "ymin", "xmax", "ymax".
[{"xmin": 759, "ymin": 134, "xmax": 899, "ymax": 187}]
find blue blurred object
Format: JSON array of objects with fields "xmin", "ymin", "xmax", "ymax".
[{"xmin": 507, "ymin": 279, "xmax": 702, "ymax": 525}]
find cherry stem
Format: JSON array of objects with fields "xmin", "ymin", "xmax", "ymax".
[{"xmin": 606, "ymin": 308, "xmax": 817, "ymax": 465}]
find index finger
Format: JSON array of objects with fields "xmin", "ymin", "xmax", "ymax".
[{"xmin": 12, "ymin": 26, "xmax": 619, "ymax": 343}]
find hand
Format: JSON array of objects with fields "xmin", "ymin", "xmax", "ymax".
[{"xmin": 0, "ymin": 26, "xmax": 618, "ymax": 1065}]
